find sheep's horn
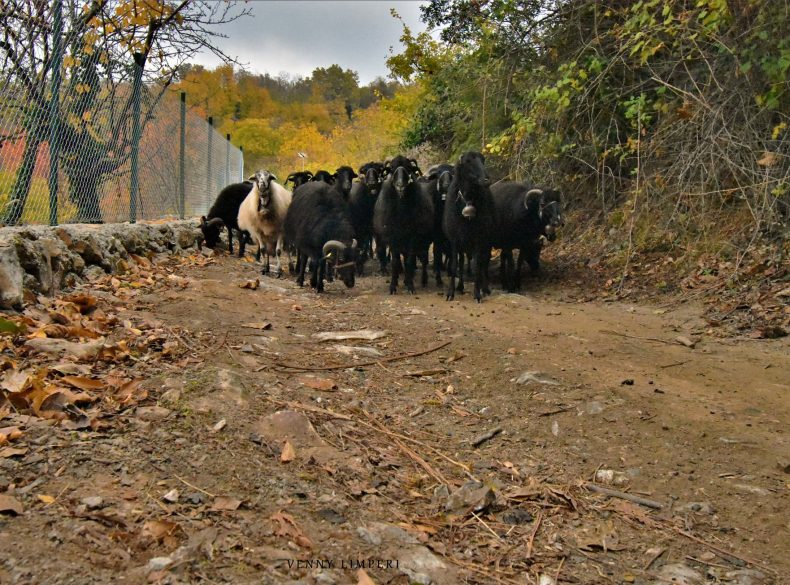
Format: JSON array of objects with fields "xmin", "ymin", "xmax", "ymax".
[
  {"xmin": 526, "ymin": 188, "xmax": 543, "ymax": 197},
  {"xmin": 351, "ymin": 239, "xmax": 357, "ymax": 250},
  {"xmin": 322, "ymin": 240, "xmax": 346, "ymax": 258}
]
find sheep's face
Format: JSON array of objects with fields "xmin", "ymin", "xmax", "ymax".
[
  {"xmin": 437, "ymin": 170, "xmax": 453, "ymax": 201},
  {"xmin": 539, "ymin": 189, "xmax": 564, "ymax": 241},
  {"xmin": 362, "ymin": 166, "xmax": 382, "ymax": 194},
  {"xmin": 323, "ymin": 240, "xmax": 358, "ymax": 288},
  {"xmin": 250, "ymin": 170, "xmax": 277, "ymax": 210},
  {"xmin": 313, "ymin": 170, "xmax": 334, "ymax": 184},
  {"xmin": 391, "ymin": 166, "xmax": 413, "ymax": 197},
  {"xmin": 334, "ymin": 166, "xmax": 358, "ymax": 197},
  {"xmin": 458, "ymin": 151, "xmax": 489, "ymax": 188},
  {"xmin": 286, "ymin": 171, "xmax": 312, "ymax": 189},
  {"xmin": 199, "ymin": 216, "xmax": 224, "ymax": 248}
]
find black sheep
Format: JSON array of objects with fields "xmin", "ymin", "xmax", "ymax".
[
  {"xmin": 200, "ymin": 180, "xmax": 253, "ymax": 255},
  {"xmin": 442, "ymin": 151, "xmax": 496, "ymax": 302},
  {"xmin": 491, "ymin": 183, "xmax": 563, "ymax": 291},
  {"xmin": 284, "ymin": 171, "xmax": 313, "ymax": 189},
  {"xmin": 373, "ymin": 155, "xmax": 433, "ymax": 294},
  {"xmin": 419, "ymin": 163, "xmax": 454, "ymax": 286},
  {"xmin": 349, "ymin": 161, "xmax": 384, "ymax": 274},
  {"xmin": 312, "ymin": 170, "xmax": 334, "ymax": 184},
  {"xmin": 283, "ymin": 181, "xmax": 358, "ymax": 293}
]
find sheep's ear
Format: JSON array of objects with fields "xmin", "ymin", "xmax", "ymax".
[
  {"xmin": 350, "ymin": 170, "xmax": 358, "ymax": 178},
  {"xmin": 200, "ymin": 216, "xmax": 207, "ymax": 226},
  {"xmin": 248, "ymin": 174, "xmax": 257, "ymax": 181}
]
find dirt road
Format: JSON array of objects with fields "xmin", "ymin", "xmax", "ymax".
[{"xmin": 1, "ymin": 251, "xmax": 787, "ymax": 584}]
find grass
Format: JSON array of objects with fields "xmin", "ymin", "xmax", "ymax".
[{"xmin": 0, "ymin": 169, "xmax": 79, "ymax": 224}]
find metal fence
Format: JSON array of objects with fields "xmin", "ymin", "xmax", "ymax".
[{"xmin": 0, "ymin": 3, "xmax": 243, "ymax": 227}]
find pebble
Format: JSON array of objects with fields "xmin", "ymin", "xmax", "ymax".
[
  {"xmin": 147, "ymin": 557, "xmax": 173, "ymax": 571},
  {"xmin": 81, "ymin": 496, "xmax": 103, "ymax": 510}
]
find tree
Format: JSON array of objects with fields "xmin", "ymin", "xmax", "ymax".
[{"xmin": 0, "ymin": 0, "xmax": 250, "ymax": 224}]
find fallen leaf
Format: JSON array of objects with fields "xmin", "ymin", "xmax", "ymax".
[
  {"xmin": 757, "ymin": 151, "xmax": 777, "ymax": 167},
  {"xmin": 37, "ymin": 494, "xmax": 55, "ymax": 505},
  {"xmin": 162, "ymin": 488, "xmax": 179, "ymax": 503},
  {"xmin": 211, "ymin": 419, "xmax": 227, "ymax": 432},
  {"xmin": 63, "ymin": 293, "xmax": 98, "ymax": 314},
  {"xmin": 241, "ymin": 322, "xmax": 272, "ymax": 330},
  {"xmin": 271, "ymin": 511, "xmax": 312, "ymax": 548},
  {"xmin": 211, "ymin": 496, "xmax": 242, "ymax": 511},
  {"xmin": 675, "ymin": 335, "xmax": 696, "ymax": 348},
  {"xmin": 25, "ymin": 337, "xmax": 105, "ymax": 361},
  {"xmin": 357, "ymin": 569, "xmax": 377, "ymax": 585},
  {"xmin": 239, "ymin": 278, "xmax": 260, "ymax": 290},
  {"xmin": 451, "ymin": 405, "xmax": 473, "ymax": 417},
  {"xmin": 1, "ymin": 369, "xmax": 33, "ymax": 393},
  {"xmin": 297, "ymin": 376, "xmax": 338, "ymax": 391},
  {"xmin": 59, "ymin": 376, "xmax": 106, "ymax": 391},
  {"xmin": 0, "ymin": 317, "xmax": 25, "ymax": 335},
  {"xmin": 0, "ymin": 426, "xmax": 23, "ymax": 445},
  {"xmin": 143, "ymin": 519, "xmax": 180, "ymax": 542},
  {"xmin": 0, "ymin": 447, "xmax": 28, "ymax": 458},
  {"xmin": 0, "ymin": 494, "xmax": 23, "ymax": 515},
  {"xmin": 280, "ymin": 440, "xmax": 296, "ymax": 462}
]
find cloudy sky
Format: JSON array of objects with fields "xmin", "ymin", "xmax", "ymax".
[{"xmin": 195, "ymin": 1, "xmax": 431, "ymax": 84}]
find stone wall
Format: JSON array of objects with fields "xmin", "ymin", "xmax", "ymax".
[{"xmin": 0, "ymin": 221, "xmax": 202, "ymax": 309}]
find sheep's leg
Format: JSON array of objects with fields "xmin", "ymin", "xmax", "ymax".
[
  {"xmin": 481, "ymin": 247, "xmax": 492, "ymax": 297},
  {"xmin": 296, "ymin": 252, "xmax": 307, "ymax": 287},
  {"xmin": 389, "ymin": 250, "xmax": 401, "ymax": 295},
  {"xmin": 376, "ymin": 236, "xmax": 389, "ymax": 275},
  {"xmin": 316, "ymin": 259, "xmax": 325, "ymax": 293},
  {"xmin": 309, "ymin": 258, "xmax": 319, "ymax": 290},
  {"xmin": 419, "ymin": 246, "xmax": 429, "ymax": 288},
  {"xmin": 445, "ymin": 245, "xmax": 457, "ymax": 301},
  {"xmin": 515, "ymin": 249, "xmax": 525, "ymax": 291},
  {"xmin": 238, "ymin": 232, "xmax": 247, "ymax": 258},
  {"xmin": 404, "ymin": 250, "xmax": 416, "ymax": 294},
  {"xmin": 473, "ymin": 249, "xmax": 483, "ymax": 303},
  {"xmin": 434, "ymin": 242, "xmax": 443, "ymax": 287},
  {"xmin": 227, "ymin": 226, "xmax": 234, "ymax": 255},
  {"xmin": 526, "ymin": 242, "xmax": 541, "ymax": 273},
  {"xmin": 274, "ymin": 236, "xmax": 284, "ymax": 278},
  {"xmin": 456, "ymin": 252, "xmax": 465, "ymax": 293}
]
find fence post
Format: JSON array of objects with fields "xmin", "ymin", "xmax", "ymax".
[
  {"xmin": 206, "ymin": 116, "xmax": 214, "ymax": 204},
  {"xmin": 225, "ymin": 134, "xmax": 230, "ymax": 186},
  {"xmin": 239, "ymin": 146, "xmax": 244, "ymax": 181},
  {"xmin": 129, "ymin": 53, "xmax": 144, "ymax": 224},
  {"xmin": 179, "ymin": 92, "xmax": 186, "ymax": 219},
  {"xmin": 48, "ymin": 0, "xmax": 63, "ymax": 226}
]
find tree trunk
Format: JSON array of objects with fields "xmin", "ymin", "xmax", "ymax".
[
  {"xmin": 1, "ymin": 134, "xmax": 42, "ymax": 225},
  {"xmin": 64, "ymin": 150, "xmax": 103, "ymax": 223}
]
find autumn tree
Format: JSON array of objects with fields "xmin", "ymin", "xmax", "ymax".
[{"xmin": 0, "ymin": 0, "xmax": 249, "ymax": 223}]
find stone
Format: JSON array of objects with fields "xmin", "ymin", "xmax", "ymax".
[
  {"xmin": 81, "ymin": 496, "xmax": 104, "ymax": 510},
  {"xmin": 0, "ymin": 241, "xmax": 24, "ymax": 308}
]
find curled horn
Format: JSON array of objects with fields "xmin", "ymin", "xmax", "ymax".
[
  {"xmin": 409, "ymin": 158, "xmax": 422, "ymax": 176},
  {"xmin": 322, "ymin": 239, "xmax": 346, "ymax": 259},
  {"xmin": 351, "ymin": 238, "xmax": 358, "ymax": 250},
  {"xmin": 524, "ymin": 188, "xmax": 544, "ymax": 212},
  {"xmin": 285, "ymin": 173, "xmax": 296, "ymax": 184}
]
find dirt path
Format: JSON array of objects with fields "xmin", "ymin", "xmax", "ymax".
[{"xmin": 1, "ymin": 251, "xmax": 787, "ymax": 585}]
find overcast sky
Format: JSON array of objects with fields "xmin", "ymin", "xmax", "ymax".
[{"xmin": 194, "ymin": 1, "xmax": 430, "ymax": 84}]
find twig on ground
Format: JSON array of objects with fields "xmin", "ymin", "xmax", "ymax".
[
  {"xmin": 660, "ymin": 360, "xmax": 690, "ymax": 369},
  {"xmin": 174, "ymin": 473, "xmax": 216, "ymax": 498},
  {"xmin": 673, "ymin": 527, "xmax": 774, "ymax": 574},
  {"xmin": 472, "ymin": 427, "xmax": 503, "ymax": 447},
  {"xmin": 472, "ymin": 511, "xmax": 503, "ymax": 542},
  {"xmin": 585, "ymin": 483, "xmax": 664, "ymax": 509},
  {"xmin": 599, "ymin": 329, "xmax": 677, "ymax": 346},
  {"xmin": 643, "ymin": 547, "xmax": 666, "ymax": 570},
  {"xmin": 274, "ymin": 340, "xmax": 452, "ymax": 372},
  {"xmin": 526, "ymin": 511, "xmax": 543, "ymax": 558}
]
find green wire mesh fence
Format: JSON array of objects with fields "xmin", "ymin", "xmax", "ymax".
[{"xmin": 0, "ymin": 1, "xmax": 243, "ymax": 227}]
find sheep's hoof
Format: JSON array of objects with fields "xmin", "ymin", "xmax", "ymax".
[
  {"xmin": 406, "ymin": 285, "xmax": 416, "ymax": 294},
  {"xmin": 483, "ymin": 286, "xmax": 491, "ymax": 295},
  {"xmin": 446, "ymin": 293, "xmax": 454, "ymax": 301}
]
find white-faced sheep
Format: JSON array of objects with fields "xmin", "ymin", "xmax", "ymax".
[{"xmin": 237, "ymin": 170, "xmax": 292, "ymax": 276}]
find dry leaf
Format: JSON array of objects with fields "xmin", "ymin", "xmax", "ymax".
[
  {"xmin": 63, "ymin": 293, "xmax": 98, "ymax": 314},
  {"xmin": 60, "ymin": 376, "xmax": 105, "ymax": 391},
  {"xmin": 0, "ymin": 426, "xmax": 23, "ymax": 445},
  {"xmin": 0, "ymin": 494, "xmax": 23, "ymax": 515},
  {"xmin": 37, "ymin": 494, "xmax": 56, "ymax": 505},
  {"xmin": 757, "ymin": 151, "xmax": 778, "ymax": 167},
  {"xmin": 143, "ymin": 519, "xmax": 180, "ymax": 542},
  {"xmin": 271, "ymin": 511, "xmax": 312, "ymax": 548},
  {"xmin": 211, "ymin": 496, "xmax": 242, "ymax": 511},
  {"xmin": 357, "ymin": 569, "xmax": 377, "ymax": 585},
  {"xmin": 297, "ymin": 376, "xmax": 338, "ymax": 391},
  {"xmin": 0, "ymin": 447, "xmax": 28, "ymax": 458},
  {"xmin": 242, "ymin": 322, "xmax": 272, "ymax": 330},
  {"xmin": 1, "ymin": 369, "xmax": 33, "ymax": 394},
  {"xmin": 280, "ymin": 440, "xmax": 296, "ymax": 463},
  {"xmin": 239, "ymin": 279, "xmax": 260, "ymax": 290},
  {"xmin": 211, "ymin": 419, "xmax": 227, "ymax": 433}
]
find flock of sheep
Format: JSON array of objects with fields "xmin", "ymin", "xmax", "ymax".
[{"xmin": 198, "ymin": 151, "xmax": 564, "ymax": 303}]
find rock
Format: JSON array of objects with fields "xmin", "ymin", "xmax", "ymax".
[
  {"xmin": 512, "ymin": 371, "xmax": 560, "ymax": 386},
  {"xmin": 432, "ymin": 484, "xmax": 450, "ymax": 504},
  {"xmin": 733, "ymin": 483, "xmax": 770, "ymax": 496},
  {"xmin": 399, "ymin": 545, "xmax": 452, "ymax": 585},
  {"xmin": 186, "ymin": 493, "xmax": 204, "ymax": 505},
  {"xmin": 679, "ymin": 501, "xmax": 715, "ymax": 515},
  {"xmin": 652, "ymin": 563, "xmax": 703, "ymax": 585},
  {"xmin": 594, "ymin": 469, "xmax": 629, "ymax": 487},
  {"xmin": 357, "ymin": 523, "xmax": 417, "ymax": 547},
  {"xmin": 502, "ymin": 508, "xmax": 534, "ymax": 525},
  {"xmin": 81, "ymin": 496, "xmax": 104, "ymax": 510},
  {"xmin": 136, "ymin": 406, "xmax": 172, "ymax": 421},
  {"xmin": 578, "ymin": 401, "xmax": 604, "ymax": 415},
  {"xmin": 0, "ymin": 241, "xmax": 24, "ymax": 309},
  {"xmin": 675, "ymin": 335, "xmax": 696, "ymax": 349},
  {"xmin": 723, "ymin": 570, "xmax": 766, "ymax": 585},
  {"xmin": 316, "ymin": 508, "xmax": 346, "ymax": 524},
  {"xmin": 147, "ymin": 557, "xmax": 173, "ymax": 571},
  {"xmin": 445, "ymin": 481, "xmax": 496, "ymax": 514},
  {"xmin": 162, "ymin": 489, "xmax": 179, "ymax": 503}
]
